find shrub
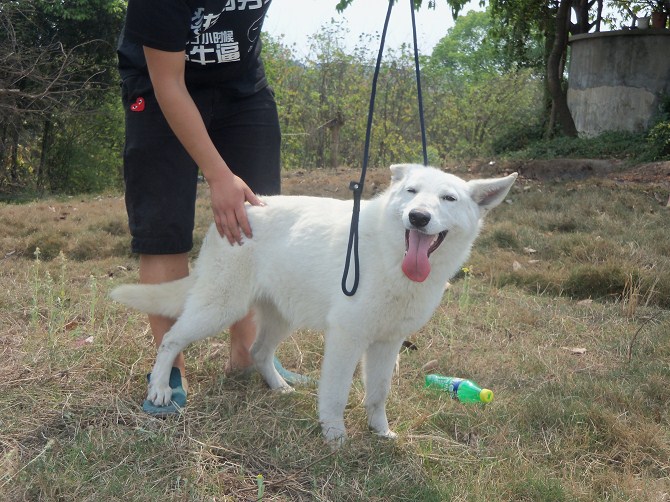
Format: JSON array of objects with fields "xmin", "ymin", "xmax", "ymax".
[{"xmin": 646, "ymin": 121, "xmax": 670, "ymax": 160}]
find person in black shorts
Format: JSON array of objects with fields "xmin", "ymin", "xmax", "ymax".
[{"xmin": 118, "ymin": 0, "xmax": 299, "ymax": 415}]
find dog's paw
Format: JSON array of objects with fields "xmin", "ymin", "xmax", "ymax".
[
  {"xmin": 372, "ymin": 429, "xmax": 398, "ymax": 440},
  {"xmin": 322, "ymin": 422, "xmax": 347, "ymax": 449},
  {"xmin": 324, "ymin": 433, "xmax": 347, "ymax": 451},
  {"xmin": 147, "ymin": 384, "xmax": 173, "ymax": 406},
  {"xmin": 272, "ymin": 385, "xmax": 295, "ymax": 395}
]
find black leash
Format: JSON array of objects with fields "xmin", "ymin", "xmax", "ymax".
[
  {"xmin": 410, "ymin": 0, "xmax": 429, "ymax": 166},
  {"xmin": 341, "ymin": 0, "xmax": 429, "ymax": 296}
]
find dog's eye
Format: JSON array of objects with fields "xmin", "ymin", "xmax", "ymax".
[
  {"xmin": 442, "ymin": 194, "xmax": 457, "ymax": 202},
  {"xmin": 407, "ymin": 188, "xmax": 417, "ymax": 194}
]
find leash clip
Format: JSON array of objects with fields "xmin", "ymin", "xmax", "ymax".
[{"xmin": 349, "ymin": 180, "xmax": 363, "ymax": 212}]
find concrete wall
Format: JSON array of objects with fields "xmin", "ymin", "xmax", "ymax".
[{"xmin": 567, "ymin": 30, "xmax": 670, "ymax": 137}]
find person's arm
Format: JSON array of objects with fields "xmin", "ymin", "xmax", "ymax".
[{"xmin": 143, "ymin": 46, "xmax": 263, "ymax": 245}]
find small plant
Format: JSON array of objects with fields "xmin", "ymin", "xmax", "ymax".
[
  {"xmin": 88, "ymin": 274, "xmax": 98, "ymax": 331},
  {"xmin": 256, "ymin": 474, "xmax": 265, "ymax": 500},
  {"xmin": 458, "ymin": 266, "xmax": 473, "ymax": 310},
  {"xmin": 646, "ymin": 120, "xmax": 670, "ymax": 160},
  {"xmin": 30, "ymin": 247, "xmax": 42, "ymax": 327}
]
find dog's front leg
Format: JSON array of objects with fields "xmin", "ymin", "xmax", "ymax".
[
  {"xmin": 318, "ymin": 331, "xmax": 364, "ymax": 447},
  {"xmin": 148, "ymin": 336, "xmax": 182, "ymax": 406},
  {"xmin": 362, "ymin": 339, "xmax": 404, "ymax": 439}
]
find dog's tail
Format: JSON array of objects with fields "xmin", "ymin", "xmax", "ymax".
[{"xmin": 110, "ymin": 275, "xmax": 196, "ymax": 319}]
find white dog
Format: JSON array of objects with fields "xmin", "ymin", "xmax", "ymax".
[{"xmin": 111, "ymin": 164, "xmax": 516, "ymax": 444}]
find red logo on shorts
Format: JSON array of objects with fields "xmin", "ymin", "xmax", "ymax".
[{"xmin": 130, "ymin": 97, "xmax": 145, "ymax": 112}]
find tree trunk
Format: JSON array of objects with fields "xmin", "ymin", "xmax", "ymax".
[
  {"xmin": 0, "ymin": 122, "xmax": 7, "ymax": 185},
  {"xmin": 37, "ymin": 116, "xmax": 52, "ymax": 191},
  {"xmin": 10, "ymin": 125, "xmax": 19, "ymax": 183},
  {"xmin": 330, "ymin": 123, "xmax": 340, "ymax": 168},
  {"xmin": 547, "ymin": 0, "xmax": 578, "ymax": 138},
  {"xmin": 328, "ymin": 112, "xmax": 344, "ymax": 168}
]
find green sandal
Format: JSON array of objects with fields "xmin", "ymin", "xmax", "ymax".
[
  {"xmin": 273, "ymin": 356, "xmax": 314, "ymax": 386},
  {"xmin": 142, "ymin": 367, "xmax": 187, "ymax": 417}
]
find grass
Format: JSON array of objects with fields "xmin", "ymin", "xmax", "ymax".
[{"xmin": 1, "ymin": 166, "xmax": 669, "ymax": 501}]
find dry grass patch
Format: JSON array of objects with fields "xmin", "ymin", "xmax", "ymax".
[{"xmin": 1, "ymin": 166, "xmax": 669, "ymax": 501}]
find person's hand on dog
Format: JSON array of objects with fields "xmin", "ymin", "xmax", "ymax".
[{"xmin": 208, "ymin": 169, "xmax": 265, "ymax": 245}]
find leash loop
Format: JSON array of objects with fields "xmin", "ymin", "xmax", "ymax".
[
  {"xmin": 341, "ymin": 0, "xmax": 393, "ymax": 297},
  {"xmin": 341, "ymin": 0, "xmax": 427, "ymax": 296}
]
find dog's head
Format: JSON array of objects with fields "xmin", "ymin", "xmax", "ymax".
[{"xmin": 387, "ymin": 164, "xmax": 517, "ymax": 282}]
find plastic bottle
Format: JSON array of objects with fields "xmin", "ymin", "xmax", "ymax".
[{"xmin": 425, "ymin": 374, "xmax": 494, "ymax": 403}]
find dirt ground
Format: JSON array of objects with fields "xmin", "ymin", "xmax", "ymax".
[{"xmin": 281, "ymin": 159, "xmax": 670, "ymax": 202}]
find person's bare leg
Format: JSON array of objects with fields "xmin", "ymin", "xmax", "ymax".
[
  {"xmin": 227, "ymin": 311, "xmax": 256, "ymax": 373},
  {"xmin": 139, "ymin": 253, "xmax": 189, "ymax": 380}
]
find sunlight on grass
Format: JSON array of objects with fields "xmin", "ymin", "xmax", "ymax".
[{"xmin": 1, "ymin": 170, "xmax": 669, "ymax": 501}]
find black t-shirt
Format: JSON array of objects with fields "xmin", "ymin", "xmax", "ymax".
[{"xmin": 118, "ymin": 0, "xmax": 272, "ymax": 95}]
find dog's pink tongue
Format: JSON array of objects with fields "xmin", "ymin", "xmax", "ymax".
[{"xmin": 402, "ymin": 230, "xmax": 432, "ymax": 282}]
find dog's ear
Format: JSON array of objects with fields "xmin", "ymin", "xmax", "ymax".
[
  {"xmin": 390, "ymin": 163, "xmax": 418, "ymax": 183},
  {"xmin": 468, "ymin": 173, "xmax": 518, "ymax": 212}
]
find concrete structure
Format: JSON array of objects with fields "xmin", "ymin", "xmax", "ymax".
[{"xmin": 567, "ymin": 29, "xmax": 670, "ymax": 137}]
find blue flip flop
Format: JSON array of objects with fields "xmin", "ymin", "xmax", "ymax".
[
  {"xmin": 273, "ymin": 356, "xmax": 314, "ymax": 386},
  {"xmin": 142, "ymin": 367, "xmax": 187, "ymax": 417}
]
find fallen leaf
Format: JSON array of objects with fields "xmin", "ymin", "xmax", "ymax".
[
  {"xmin": 63, "ymin": 319, "xmax": 79, "ymax": 331},
  {"xmin": 562, "ymin": 347, "xmax": 587, "ymax": 355},
  {"xmin": 523, "ymin": 247, "xmax": 537, "ymax": 254},
  {"xmin": 513, "ymin": 261, "xmax": 522, "ymax": 271},
  {"xmin": 577, "ymin": 299, "xmax": 593, "ymax": 306},
  {"xmin": 422, "ymin": 360, "xmax": 439, "ymax": 372}
]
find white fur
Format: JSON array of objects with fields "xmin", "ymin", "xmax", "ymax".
[{"xmin": 111, "ymin": 164, "xmax": 516, "ymax": 445}]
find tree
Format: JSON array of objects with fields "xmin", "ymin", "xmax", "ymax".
[
  {"xmin": 336, "ymin": 0, "xmax": 473, "ymax": 17},
  {"xmin": 425, "ymin": 9, "xmax": 544, "ymax": 157},
  {"xmin": 0, "ymin": 0, "xmax": 125, "ymax": 192},
  {"xmin": 335, "ymin": 0, "xmax": 581, "ymax": 138}
]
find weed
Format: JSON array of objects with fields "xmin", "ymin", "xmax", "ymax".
[{"xmin": 458, "ymin": 266, "xmax": 473, "ymax": 311}]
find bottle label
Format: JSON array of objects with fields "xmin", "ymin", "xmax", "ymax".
[{"xmin": 448, "ymin": 378, "xmax": 463, "ymax": 398}]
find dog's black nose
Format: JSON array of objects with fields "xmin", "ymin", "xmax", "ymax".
[{"xmin": 409, "ymin": 209, "xmax": 431, "ymax": 228}]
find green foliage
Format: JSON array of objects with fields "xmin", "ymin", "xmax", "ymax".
[
  {"xmin": 336, "ymin": 0, "xmax": 472, "ymax": 16},
  {"xmin": 509, "ymin": 130, "xmax": 652, "ymax": 160},
  {"xmin": 646, "ymin": 121, "xmax": 670, "ymax": 160},
  {"xmin": 264, "ymin": 25, "xmax": 433, "ymax": 169},
  {"xmin": 45, "ymin": 96, "xmax": 124, "ymax": 194},
  {"xmin": 510, "ymin": 474, "xmax": 568, "ymax": 502},
  {"xmin": 487, "ymin": 0, "xmax": 551, "ymax": 72},
  {"xmin": 425, "ymin": 9, "xmax": 545, "ymax": 159},
  {"xmin": 491, "ymin": 121, "xmax": 546, "ymax": 155},
  {"xmin": 0, "ymin": 0, "xmax": 126, "ymax": 194},
  {"xmin": 428, "ymin": 9, "xmax": 542, "ymax": 79},
  {"xmin": 3, "ymin": 1, "xmax": 666, "ymax": 194},
  {"xmin": 427, "ymin": 69, "xmax": 544, "ymax": 159}
]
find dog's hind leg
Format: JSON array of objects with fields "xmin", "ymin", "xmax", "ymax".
[
  {"xmin": 148, "ymin": 288, "xmax": 252, "ymax": 407},
  {"xmin": 362, "ymin": 339, "xmax": 404, "ymax": 439},
  {"xmin": 250, "ymin": 299, "xmax": 293, "ymax": 392}
]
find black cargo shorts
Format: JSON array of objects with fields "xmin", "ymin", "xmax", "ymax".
[{"xmin": 121, "ymin": 76, "xmax": 281, "ymax": 255}]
